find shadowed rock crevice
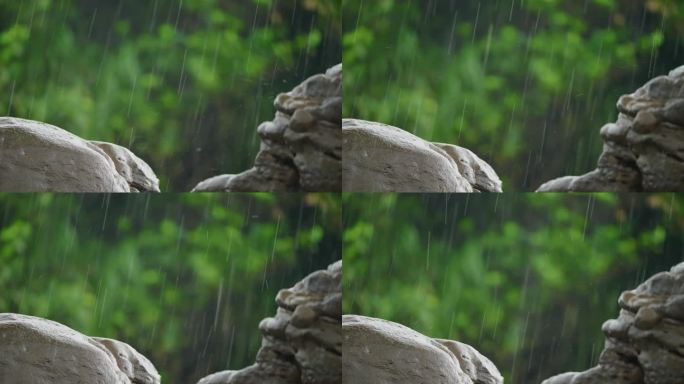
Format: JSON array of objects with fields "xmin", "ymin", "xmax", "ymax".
[
  {"xmin": 342, "ymin": 315, "xmax": 503, "ymax": 384},
  {"xmin": 0, "ymin": 313, "xmax": 160, "ymax": 384},
  {"xmin": 192, "ymin": 65, "xmax": 342, "ymax": 192},
  {"xmin": 541, "ymin": 262, "xmax": 684, "ymax": 384},
  {"xmin": 0, "ymin": 117, "xmax": 160, "ymax": 192},
  {"xmin": 197, "ymin": 261, "xmax": 341, "ymax": 384},
  {"xmin": 538, "ymin": 65, "xmax": 684, "ymax": 192},
  {"xmin": 342, "ymin": 119, "xmax": 502, "ymax": 192}
]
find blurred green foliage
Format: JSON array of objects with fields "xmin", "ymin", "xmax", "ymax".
[
  {"xmin": 0, "ymin": 193, "xmax": 341, "ymax": 384},
  {"xmin": 343, "ymin": 193, "xmax": 684, "ymax": 383},
  {"xmin": 0, "ymin": 0, "xmax": 341, "ymax": 190},
  {"xmin": 342, "ymin": 0, "xmax": 684, "ymax": 190}
]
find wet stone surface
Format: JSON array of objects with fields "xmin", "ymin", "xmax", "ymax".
[
  {"xmin": 342, "ymin": 118, "xmax": 502, "ymax": 192},
  {"xmin": 0, "ymin": 117, "xmax": 160, "ymax": 192},
  {"xmin": 0, "ymin": 313, "xmax": 160, "ymax": 384},
  {"xmin": 342, "ymin": 315, "xmax": 503, "ymax": 384}
]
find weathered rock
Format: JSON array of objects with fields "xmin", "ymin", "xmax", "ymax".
[
  {"xmin": 342, "ymin": 315, "xmax": 503, "ymax": 384},
  {"xmin": 192, "ymin": 64, "xmax": 342, "ymax": 192},
  {"xmin": 541, "ymin": 262, "xmax": 684, "ymax": 384},
  {"xmin": 0, "ymin": 117, "xmax": 160, "ymax": 192},
  {"xmin": 0, "ymin": 313, "xmax": 160, "ymax": 384},
  {"xmin": 538, "ymin": 66, "xmax": 684, "ymax": 192},
  {"xmin": 90, "ymin": 141, "xmax": 160, "ymax": 192},
  {"xmin": 342, "ymin": 119, "xmax": 502, "ymax": 192},
  {"xmin": 197, "ymin": 261, "xmax": 342, "ymax": 384}
]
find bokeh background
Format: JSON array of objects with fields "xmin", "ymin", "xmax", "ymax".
[
  {"xmin": 342, "ymin": 0, "xmax": 684, "ymax": 190},
  {"xmin": 344, "ymin": 193, "xmax": 684, "ymax": 383},
  {"xmin": 0, "ymin": 0, "xmax": 341, "ymax": 190},
  {"xmin": 0, "ymin": 193, "xmax": 341, "ymax": 384}
]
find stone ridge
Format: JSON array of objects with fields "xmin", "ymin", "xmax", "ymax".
[
  {"xmin": 541, "ymin": 262, "xmax": 684, "ymax": 384},
  {"xmin": 192, "ymin": 65, "xmax": 342, "ymax": 192},
  {"xmin": 538, "ymin": 65, "xmax": 684, "ymax": 192},
  {"xmin": 197, "ymin": 260, "xmax": 342, "ymax": 384}
]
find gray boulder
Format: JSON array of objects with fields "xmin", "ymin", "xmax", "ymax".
[
  {"xmin": 342, "ymin": 315, "xmax": 503, "ymax": 384},
  {"xmin": 0, "ymin": 117, "xmax": 160, "ymax": 192},
  {"xmin": 541, "ymin": 262, "xmax": 684, "ymax": 384},
  {"xmin": 0, "ymin": 313, "xmax": 160, "ymax": 384},
  {"xmin": 192, "ymin": 64, "xmax": 342, "ymax": 192},
  {"xmin": 197, "ymin": 261, "xmax": 341, "ymax": 384},
  {"xmin": 342, "ymin": 119, "xmax": 502, "ymax": 192},
  {"xmin": 538, "ymin": 65, "xmax": 684, "ymax": 192}
]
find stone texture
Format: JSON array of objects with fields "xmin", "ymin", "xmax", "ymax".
[
  {"xmin": 0, "ymin": 313, "xmax": 160, "ymax": 384},
  {"xmin": 541, "ymin": 262, "xmax": 684, "ymax": 384},
  {"xmin": 197, "ymin": 261, "xmax": 341, "ymax": 384},
  {"xmin": 342, "ymin": 315, "xmax": 503, "ymax": 384},
  {"xmin": 0, "ymin": 117, "xmax": 160, "ymax": 192},
  {"xmin": 90, "ymin": 141, "xmax": 160, "ymax": 192},
  {"xmin": 192, "ymin": 64, "xmax": 342, "ymax": 192},
  {"xmin": 538, "ymin": 65, "xmax": 684, "ymax": 192},
  {"xmin": 342, "ymin": 119, "xmax": 502, "ymax": 192}
]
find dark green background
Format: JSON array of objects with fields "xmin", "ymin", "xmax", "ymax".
[
  {"xmin": 344, "ymin": 193, "xmax": 684, "ymax": 383},
  {"xmin": 0, "ymin": 193, "xmax": 341, "ymax": 383},
  {"xmin": 343, "ymin": 0, "xmax": 684, "ymax": 190},
  {"xmin": 0, "ymin": 0, "xmax": 341, "ymax": 190}
]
